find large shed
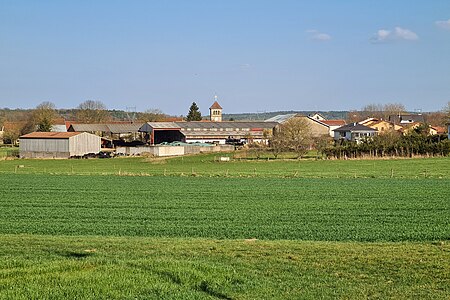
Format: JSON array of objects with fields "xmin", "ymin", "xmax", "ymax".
[
  {"xmin": 139, "ymin": 121, "xmax": 278, "ymax": 145},
  {"xmin": 19, "ymin": 132, "xmax": 101, "ymax": 158}
]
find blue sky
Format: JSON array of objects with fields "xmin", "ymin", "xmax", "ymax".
[{"xmin": 1, "ymin": 0, "xmax": 449, "ymax": 115}]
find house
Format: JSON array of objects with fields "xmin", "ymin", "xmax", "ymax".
[
  {"xmin": 429, "ymin": 126, "xmax": 446, "ymax": 135},
  {"xmin": 389, "ymin": 114, "xmax": 425, "ymax": 125},
  {"xmin": 321, "ymin": 119, "xmax": 347, "ymax": 137},
  {"xmin": 309, "ymin": 113, "xmax": 326, "ymax": 121},
  {"xmin": 359, "ymin": 118, "xmax": 402, "ymax": 133},
  {"xmin": 51, "ymin": 118, "xmax": 68, "ymax": 132},
  {"xmin": 19, "ymin": 132, "xmax": 101, "ymax": 158},
  {"xmin": 334, "ymin": 123, "xmax": 377, "ymax": 143},
  {"xmin": 266, "ymin": 114, "xmax": 344, "ymax": 137}
]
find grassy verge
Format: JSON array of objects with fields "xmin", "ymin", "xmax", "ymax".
[
  {"xmin": 0, "ymin": 235, "xmax": 449, "ymax": 299},
  {"xmin": 0, "ymin": 153, "xmax": 449, "ymax": 178}
]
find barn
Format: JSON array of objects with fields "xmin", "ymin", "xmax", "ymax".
[
  {"xmin": 139, "ymin": 121, "xmax": 278, "ymax": 145},
  {"xmin": 19, "ymin": 132, "xmax": 101, "ymax": 158}
]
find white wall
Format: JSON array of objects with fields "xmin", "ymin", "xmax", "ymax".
[{"xmin": 69, "ymin": 132, "xmax": 101, "ymax": 156}]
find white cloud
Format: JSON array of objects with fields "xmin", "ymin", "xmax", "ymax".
[
  {"xmin": 239, "ymin": 63, "xmax": 251, "ymax": 70},
  {"xmin": 394, "ymin": 27, "xmax": 419, "ymax": 40},
  {"xmin": 371, "ymin": 27, "xmax": 418, "ymax": 43},
  {"xmin": 306, "ymin": 29, "xmax": 331, "ymax": 41},
  {"xmin": 435, "ymin": 19, "xmax": 450, "ymax": 30}
]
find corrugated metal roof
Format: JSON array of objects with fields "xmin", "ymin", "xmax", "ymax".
[
  {"xmin": 20, "ymin": 132, "xmax": 82, "ymax": 139},
  {"xmin": 181, "ymin": 130, "xmax": 266, "ymax": 137},
  {"xmin": 69, "ymin": 124, "xmax": 110, "ymax": 132},
  {"xmin": 68, "ymin": 123, "xmax": 143, "ymax": 133},
  {"xmin": 264, "ymin": 114, "xmax": 297, "ymax": 123},
  {"xmin": 175, "ymin": 121, "xmax": 277, "ymax": 129},
  {"xmin": 139, "ymin": 122, "xmax": 181, "ymax": 132},
  {"xmin": 139, "ymin": 121, "xmax": 277, "ymax": 132},
  {"xmin": 106, "ymin": 123, "xmax": 143, "ymax": 133}
]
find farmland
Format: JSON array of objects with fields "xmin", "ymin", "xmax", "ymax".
[
  {"xmin": 0, "ymin": 155, "xmax": 449, "ymax": 298},
  {"xmin": 0, "ymin": 154, "xmax": 449, "ymax": 178}
]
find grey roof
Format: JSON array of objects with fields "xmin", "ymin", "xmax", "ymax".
[
  {"xmin": 69, "ymin": 123, "xmax": 143, "ymax": 134},
  {"xmin": 334, "ymin": 123, "xmax": 377, "ymax": 132},
  {"xmin": 140, "ymin": 121, "xmax": 277, "ymax": 132},
  {"xmin": 69, "ymin": 124, "xmax": 110, "ymax": 132},
  {"xmin": 389, "ymin": 114, "xmax": 425, "ymax": 124},
  {"xmin": 175, "ymin": 121, "xmax": 278, "ymax": 129},
  {"xmin": 139, "ymin": 122, "xmax": 181, "ymax": 132},
  {"xmin": 265, "ymin": 114, "xmax": 297, "ymax": 123},
  {"xmin": 106, "ymin": 123, "xmax": 143, "ymax": 134},
  {"xmin": 181, "ymin": 130, "xmax": 266, "ymax": 138}
]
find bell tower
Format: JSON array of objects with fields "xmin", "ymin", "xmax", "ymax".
[{"xmin": 209, "ymin": 95, "xmax": 223, "ymax": 122}]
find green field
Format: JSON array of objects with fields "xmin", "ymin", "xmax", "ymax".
[
  {"xmin": 0, "ymin": 155, "xmax": 449, "ymax": 298},
  {"xmin": 0, "ymin": 146, "xmax": 18, "ymax": 158},
  {"xmin": 1, "ymin": 154, "xmax": 449, "ymax": 178}
]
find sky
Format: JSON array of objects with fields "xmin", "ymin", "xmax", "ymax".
[{"xmin": 1, "ymin": 0, "xmax": 449, "ymax": 115}]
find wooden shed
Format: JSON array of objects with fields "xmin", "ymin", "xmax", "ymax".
[{"xmin": 19, "ymin": 132, "xmax": 101, "ymax": 158}]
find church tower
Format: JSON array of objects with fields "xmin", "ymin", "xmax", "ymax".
[{"xmin": 209, "ymin": 95, "xmax": 223, "ymax": 122}]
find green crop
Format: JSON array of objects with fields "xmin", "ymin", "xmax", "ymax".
[{"xmin": 1, "ymin": 174, "xmax": 448, "ymax": 241}]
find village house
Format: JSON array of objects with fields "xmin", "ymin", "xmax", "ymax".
[
  {"xmin": 359, "ymin": 118, "xmax": 403, "ymax": 133},
  {"xmin": 266, "ymin": 114, "xmax": 346, "ymax": 137},
  {"xmin": 334, "ymin": 123, "xmax": 377, "ymax": 143},
  {"xmin": 388, "ymin": 114, "xmax": 425, "ymax": 125}
]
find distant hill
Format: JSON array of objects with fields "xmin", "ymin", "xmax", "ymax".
[{"xmin": 222, "ymin": 111, "xmax": 349, "ymax": 121}]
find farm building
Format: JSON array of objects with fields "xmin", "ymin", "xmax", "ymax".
[
  {"xmin": 139, "ymin": 121, "xmax": 278, "ymax": 145},
  {"xmin": 67, "ymin": 123, "xmax": 143, "ymax": 138},
  {"xmin": 19, "ymin": 132, "xmax": 101, "ymax": 158}
]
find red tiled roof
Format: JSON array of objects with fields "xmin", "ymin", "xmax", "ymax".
[
  {"xmin": 20, "ymin": 132, "xmax": 82, "ymax": 139},
  {"xmin": 431, "ymin": 126, "xmax": 446, "ymax": 134},
  {"xmin": 209, "ymin": 101, "xmax": 222, "ymax": 109},
  {"xmin": 321, "ymin": 120, "xmax": 346, "ymax": 126}
]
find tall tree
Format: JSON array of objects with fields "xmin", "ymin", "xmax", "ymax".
[
  {"xmin": 76, "ymin": 100, "xmax": 110, "ymax": 123},
  {"xmin": 186, "ymin": 102, "xmax": 202, "ymax": 121},
  {"xmin": 33, "ymin": 101, "xmax": 57, "ymax": 132}
]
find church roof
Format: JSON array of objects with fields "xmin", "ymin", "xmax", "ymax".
[{"xmin": 209, "ymin": 101, "xmax": 222, "ymax": 109}]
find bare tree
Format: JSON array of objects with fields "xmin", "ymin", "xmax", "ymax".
[
  {"xmin": 271, "ymin": 118, "xmax": 313, "ymax": 158},
  {"xmin": 383, "ymin": 103, "xmax": 406, "ymax": 119},
  {"xmin": 359, "ymin": 103, "xmax": 406, "ymax": 120},
  {"xmin": 361, "ymin": 104, "xmax": 383, "ymax": 119},
  {"xmin": 138, "ymin": 109, "xmax": 167, "ymax": 122},
  {"xmin": 76, "ymin": 100, "xmax": 110, "ymax": 123},
  {"xmin": 33, "ymin": 101, "xmax": 57, "ymax": 132}
]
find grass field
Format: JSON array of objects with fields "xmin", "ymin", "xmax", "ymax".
[
  {"xmin": 1, "ymin": 235, "xmax": 448, "ymax": 299},
  {"xmin": 0, "ymin": 154, "xmax": 449, "ymax": 178},
  {"xmin": 0, "ymin": 146, "xmax": 18, "ymax": 158},
  {"xmin": 0, "ymin": 174, "xmax": 449, "ymax": 241},
  {"xmin": 0, "ymin": 154, "xmax": 449, "ymax": 298}
]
